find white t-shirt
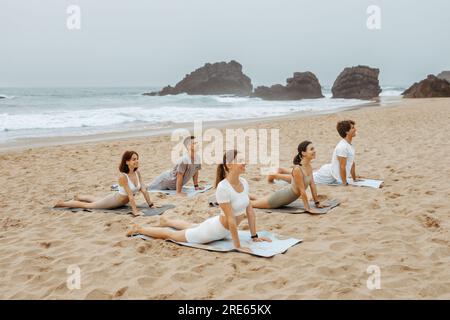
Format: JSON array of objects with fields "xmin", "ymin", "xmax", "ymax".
[
  {"xmin": 215, "ymin": 177, "xmax": 250, "ymax": 216},
  {"xmin": 330, "ymin": 139, "xmax": 355, "ymax": 181}
]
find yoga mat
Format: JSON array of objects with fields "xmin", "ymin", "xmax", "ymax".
[
  {"xmin": 259, "ymin": 199, "xmax": 340, "ymax": 214},
  {"xmin": 147, "ymin": 184, "xmax": 212, "ymax": 197},
  {"xmin": 208, "ymin": 195, "xmax": 339, "ymax": 214},
  {"xmin": 111, "ymin": 184, "xmax": 212, "ymax": 197},
  {"xmin": 276, "ymin": 178, "xmax": 384, "ymax": 189},
  {"xmin": 133, "ymin": 230, "xmax": 302, "ymax": 258},
  {"xmin": 348, "ymin": 178, "xmax": 384, "ymax": 188},
  {"xmin": 52, "ymin": 204, "xmax": 175, "ymax": 216}
]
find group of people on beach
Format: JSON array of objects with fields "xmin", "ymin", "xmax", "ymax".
[{"xmin": 55, "ymin": 120, "xmax": 361, "ymax": 253}]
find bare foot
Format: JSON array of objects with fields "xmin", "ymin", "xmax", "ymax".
[
  {"xmin": 54, "ymin": 200, "xmax": 65, "ymax": 208},
  {"xmin": 126, "ymin": 224, "xmax": 140, "ymax": 237},
  {"xmin": 131, "ymin": 210, "xmax": 144, "ymax": 217},
  {"xmin": 267, "ymin": 174, "xmax": 276, "ymax": 183}
]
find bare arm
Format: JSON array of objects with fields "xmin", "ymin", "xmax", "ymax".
[
  {"xmin": 246, "ymin": 204, "xmax": 272, "ymax": 242},
  {"xmin": 309, "ymin": 168, "xmax": 320, "ymax": 204},
  {"xmin": 118, "ymin": 174, "xmax": 140, "ymax": 216},
  {"xmin": 292, "ymin": 167, "xmax": 311, "ymax": 211},
  {"xmin": 351, "ymin": 162, "xmax": 356, "ymax": 181},
  {"xmin": 193, "ymin": 171, "xmax": 200, "ymax": 189},
  {"xmin": 137, "ymin": 172, "xmax": 153, "ymax": 207},
  {"xmin": 337, "ymin": 156, "xmax": 348, "ymax": 185},
  {"xmin": 219, "ymin": 202, "xmax": 241, "ymax": 249},
  {"xmin": 176, "ymin": 172, "xmax": 185, "ymax": 195},
  {"xmin": 246, "ymin": 204, "xmax": 257, "ymax": 237}
]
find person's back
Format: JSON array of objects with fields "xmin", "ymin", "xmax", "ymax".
[{"xmin": 330, "ymin": 139, "xmax": 355, "ymax": 182}]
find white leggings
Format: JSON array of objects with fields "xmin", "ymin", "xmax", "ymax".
[{"xmin": 185, "ymin": 216, "xmax": 230, "ymax": 244}]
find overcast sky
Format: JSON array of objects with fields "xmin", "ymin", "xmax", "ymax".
[{"xmin": 1, "ymin": 0, "xmax": 449, "ymax": 87}]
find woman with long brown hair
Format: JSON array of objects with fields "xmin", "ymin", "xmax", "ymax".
[
  {"xmin": 126, "ymin": 150, "xmax": 271, "ymax": 253},
  {"xmin": 54, "ymin": 151, "xmax": 154, "ymax": 216},
  {"xmin": 251, "ymin": 141, "xmax": 325, "ymax": 214}
]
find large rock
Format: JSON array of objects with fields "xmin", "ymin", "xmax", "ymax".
[
  {"xmin": 331, "ymin": 65, "xmax": 381, "ymax": 99},
  {"xmin": 252, "ymin": 72, "xmax": 323, "ymax": 100},
  {"xmin": 437, "ymin": 71, "xmax": 450, "ymax": 82},
  {"xmin": 144, "ymin": 60, "xmax": 253, "ymax": 96},
  {"xmin": 402, "ymin": 75, "xmax": 450, "ymax": 98}
]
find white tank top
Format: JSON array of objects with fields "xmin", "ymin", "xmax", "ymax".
[
  {"xmin": 215, "ymin": 177, "xmax": 250, "ymax": 216},
  {"xmin": 117, "ymin": 173, "xmax": 141, "ymax": 196}
]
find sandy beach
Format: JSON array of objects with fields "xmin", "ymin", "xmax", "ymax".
[{"xmin": 0, "ymin": 98, "xmax": 449, "ymax": 299}]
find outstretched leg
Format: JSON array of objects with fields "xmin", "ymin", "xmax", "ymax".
[
  {"xmin": 250, "ymin": 196, "xmax": 272, "ymax": 209},
  {"xmin": 55, "ymin": 194, "xmax": 125, "ymax": 210},
  {"xmin": 127, "ymin": 224, "xmax": 187, "ymax": 242},
  {"xmin": 159, "ymin": 216, "xmax": 197, "ymax": 230},
  {"xmin": 74, "ymin": 195, "xmax": 102, "ymax": 203},
  {"xmin": 55, "ymin": 199, "xmax": 92, "ymax": 209},
  {"xmin": 267, "ymin": 167, "xmax": 292, "ymax": 184}
]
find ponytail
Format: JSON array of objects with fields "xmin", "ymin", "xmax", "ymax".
[
  {"xmin": 215, "ymin": 149, "xmax": 238, "ymax": 188},
  {"xmin": 215, "ymin": 164, "xmax": 227, "ymax": 188},
  {"xmin": 292, "ymin": 140, "xmax": 312, "ymax": 166},
  {"xmin": 293, "ymin": 153, "xmax": 302, "ymax": 166}
]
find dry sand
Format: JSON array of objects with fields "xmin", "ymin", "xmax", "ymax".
[{"xmin": 0, "ymin": 98, "xmax": 449, "ymax": 299}]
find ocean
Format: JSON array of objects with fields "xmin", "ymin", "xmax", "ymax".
[{"xmin": 0, "ymin": 86, "xmax": 405, "ymax": 144}]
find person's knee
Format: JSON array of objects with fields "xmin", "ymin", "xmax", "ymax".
[
  {"xmin": 84, "ymin": 203, "xmax": 96, "ymax": 209},
  {"xmin": 170, "ymin": 230, "xmax": 186, "ymax": 242}
]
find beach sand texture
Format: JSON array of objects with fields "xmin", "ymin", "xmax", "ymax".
[{"xmin": 0, "ymin": 98, "xmax": 449, "ymax": 299}]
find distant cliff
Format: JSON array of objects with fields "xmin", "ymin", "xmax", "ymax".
[{"xmin": 144, "ymin": 60, "xmax": 253, "ymax": 97}]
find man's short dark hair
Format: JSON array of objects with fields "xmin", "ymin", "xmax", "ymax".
[
  {"xmin": 336, "ymin": 120, "xmax": 355, "ymax": 138},
  {"xmin": 183, "ymin": 136, "xmax": 195, "ymax": 148}
]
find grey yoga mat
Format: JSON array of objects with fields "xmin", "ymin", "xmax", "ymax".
[
  {"xmin": 110, "ymin": 184, "xmax": 213, "ymax": 197},
  {"xmin": 258, "ymin": 199, "xmax": 340, "ymax": 214},
  {"xmin": 51, "ymin": 204, "xmax": 175, "ymax": 216},
  {"xmin": 133, "ymin": 230, "xmax": 302, "ymax": 258},
  {"xmin": 277, "ymin": 178, "xmax": 384, "ymax": 189},
  {"xmin": 208, "ymin": 195, "xmax": 339, "ymax": 214},
  {"xmin": 147, "ymin": 184, "xmax": 213, "ymax": 197}
]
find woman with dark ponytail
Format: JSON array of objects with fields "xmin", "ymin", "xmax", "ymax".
[
  {"xmin": 127, "ymin": 150, "xmax": 271, "ymax": 252},
  {"xmin": 251, "ymin": 141, "xmax": 325, "ymax": 214}
]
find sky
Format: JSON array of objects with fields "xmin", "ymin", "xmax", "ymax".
[{"xmin": 1, "ymin": 0, "xmax": 449, "ymax": 87}]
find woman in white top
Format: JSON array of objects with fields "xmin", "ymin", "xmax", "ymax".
[
  {"xmin": 126, "ymin": 150, "xmax": 271, "ymax": 253},
  {"xmin": 55, "ymin": 151, "xmax": 154, "ymax": 216}
]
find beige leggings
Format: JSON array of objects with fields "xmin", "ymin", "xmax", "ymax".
[
  {"xmin": 87, "ymin": 193, "xmax": 129, "ymax": 209},
  {"xmin": 267, "ymin": 186, "xmax": 299, "ymax": 208}
]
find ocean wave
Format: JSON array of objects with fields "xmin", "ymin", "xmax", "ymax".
[
  {"xmin": 380, "ymin": 87, "xmax": 405, "ymax": 96},
  {"xmin": 0, "ymin": 87, "xmax": 393, "ymax": 142},
  {"xmin": 0, "ymin": 95, "xmax": 15, "ymax": 99},
  {"xmin": 0, "ymin": 98, "xmax": 372, "ymax": 133}
]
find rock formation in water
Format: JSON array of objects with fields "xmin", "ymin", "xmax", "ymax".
[
  {"xmin": 331, "ymin": 65, "xmax": 381, "ymax": 99},
  {"xmin": 437, "ymin": 71, "xmax": 450, "ymax": 82},
  {"xmin": 402, "ymin": 75, "xmax": 450, "ymax": 98},
  {"xmin": 252, "ymin": 72, "xmax": 323, "ymax": 100},
  {"xmin": 144, "ymin": 60, "xmax": 253, "ymax": 97}
]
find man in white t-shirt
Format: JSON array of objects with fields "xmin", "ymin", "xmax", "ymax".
[{"xmin": 313, "ymin": 120, "xmax": 361, "ymax": 186}]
